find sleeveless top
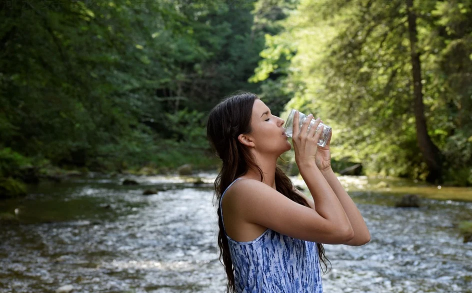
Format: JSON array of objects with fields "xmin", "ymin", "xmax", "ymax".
[{"xmin": 219, "ymin": 178, "xmax": 323, "ymax": 293}]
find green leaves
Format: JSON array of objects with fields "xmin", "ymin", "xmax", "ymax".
[
  {"xmin": 253, "ymin": 0, "xmax": 472, "ymax": 182},
  {"xmin": 165, "ymin": 109, "xmax": 207, "ymax": 147},
  {"xmin": 0, "ymin": 0, "xmax": 268, "ymax": 172}
]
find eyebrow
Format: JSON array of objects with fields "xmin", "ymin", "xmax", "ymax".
[{"xmin": 260, "ymin": 111, "xmax": 269, "ymax": 118}]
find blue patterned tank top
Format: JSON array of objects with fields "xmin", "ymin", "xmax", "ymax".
[{"xmin": 219, "ymin": 178, "xmax": 323, "ymax": 293}]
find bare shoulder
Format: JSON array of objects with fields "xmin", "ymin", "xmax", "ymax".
[
  {"xmin": 222, "ymin": 178, "xmax": 285, "ymax": 217},
  {"xmin": 223, "ymin": 178, "xmax": 272, "ymax": 206},
  {"xmin": 224, "ymin": 179, "xmax": 313, "ymax": 212}
]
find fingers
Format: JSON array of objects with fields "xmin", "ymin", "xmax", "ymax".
[
  {"xmin": 292, "ymin": 113, "xmax": 326, "ymax": 148},
  {"xmin": 299, "ymin": 114, "xmax": 313, "ymax": 138},
  {"xmin": 307, "ymin": 117, "xmax": 321, "ymax": 138},
  {"xmin": 312, "ymin": 120, "xmax": 324, "ymax": 142},
  {"xmin": 292, "ymin": 114, "xmax": 321, "ymax": 165},
  {"xmin": 293, "ymin": 110, "xmax": 300, "ymax": 136}
]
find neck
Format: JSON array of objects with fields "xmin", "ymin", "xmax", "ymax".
[{"xmin": 244, "ymin": 152, "xmax": 278, "ymax": 189}]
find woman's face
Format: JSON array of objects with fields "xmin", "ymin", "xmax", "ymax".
[{"xmin": 247, "ymin": 99, "xmax": 291, "ymax": 155}]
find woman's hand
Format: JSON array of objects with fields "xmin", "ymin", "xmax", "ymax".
[
  {"xmin": 291, "ymin": 111, "xmax": 324, "ymax": 168},
  {"xmin": 315, "ymin": 124, "xmax": 332, "ymax": 171}
]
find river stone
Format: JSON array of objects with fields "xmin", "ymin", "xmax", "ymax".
[
  {"xmin": 374, "ymin": 181, "xmax": 390, "ymax": 189},
  {"xmin": 395, "ymin": 194, "xmax": 420, "ymax": 208},
  {"xmin": 66, "ymin": 170, "xmax": 82, "ymax": 177},
  {"xmin": 0, "ymin": 213, "xmax": 18, "ymax": 224},
  {"xmin": 464, "ymin": 234, "xmax": 472, "ymax": 243},
  {"xmin": 143, "ymin": 189, "xmax": 158, "ymax": 195},
  {"xmin": 122, "ymin": 179, "xmax": 139, "ymax": 185},
  {"xmin": 178, "ymin": 164, "xmax": 193, "ymax": 175},
  {"xmin": 139, "ymin": 166, "xmax": 157, "ymax": 176},
  {"xmin": 193, "ymin": 178, "xmax": 204, "ymax": 185},
  {"xmin": 56, "ymin": 285, "xmax": 74, "ymax": 293},
  {"xmin": 0, "ymin": 178, "xmax": 27, "ymax": 199},
  {"xmin": 459, "ymin": 221, "xmax": 472, "ymax": 243},
  {"xmin": 339, "ymin": 163, "xmax": 363, "ymax": 176},
  {"xmin": 54, "ymin": 255, "xmax": 74, "ymax": 263}
]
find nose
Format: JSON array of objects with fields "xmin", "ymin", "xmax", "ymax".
[{"xmin": 277, "ymin": 116, "xmax": 285, "ymax": 127}]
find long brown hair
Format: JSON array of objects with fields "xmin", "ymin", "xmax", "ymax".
[{"xmin": 206, "ymin": 92, "xmax": 330, "ymax": 292}]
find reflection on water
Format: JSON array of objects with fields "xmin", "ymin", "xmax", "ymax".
[{"xmin": 0, "ymin": 173, "xmax": 471, "ymax": 292}]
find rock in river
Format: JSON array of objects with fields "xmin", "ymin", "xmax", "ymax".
[
  {"xmin": 122, "ymin": 179, "xmax": 139, "ymax": 185},
  {"xmin": 395, "ymin": 194, "xmax": 420, "ymax": 208},
  {"xmin": 459, "ymin": 221, "xmax": 472, "ymax": 243},
  {"xmin": 178, "ymin": 164, "xmax": 193, "ymax": 176},
  {"xmin": 374, "ymin": 181, "xmax": 390, "ymax": 189},
  {"xmin": 143, "ymin": 189, "xmax": 158, "ymax": 195},
  {"xmin": 56, "ymin": 285, "xmax": 74, "ymax": 293}
]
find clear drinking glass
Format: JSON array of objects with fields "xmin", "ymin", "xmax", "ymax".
[{"xmin": 284, "ymin": 109, "xmax": 332, "ymax": 147}]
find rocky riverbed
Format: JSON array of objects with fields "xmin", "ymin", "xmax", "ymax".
[{"xmin": 0, "ymin": 173, "xmax": 471, "ymax": 293}]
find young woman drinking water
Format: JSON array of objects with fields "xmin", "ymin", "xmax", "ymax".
[{"xmin": 206, "ymin": 92, "xmax": 370, "ymax": 293}]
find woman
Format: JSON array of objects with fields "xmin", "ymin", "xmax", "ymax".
[{"xmin": 206, "ymin": 92, "xmax": 370, "ymax": 293}]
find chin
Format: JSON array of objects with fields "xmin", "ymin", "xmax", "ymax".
[
  {"xmin": 280, "ymin": 142, "xmax": 292, "ymax": 153},
  {"xmin": 285, "ymin": 141, "xmax": 292, "ymax": 151}
]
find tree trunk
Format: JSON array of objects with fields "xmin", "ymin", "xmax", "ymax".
[{"xmin": 406, "ymin": 0, "xmax": 443, "ymax": 183}]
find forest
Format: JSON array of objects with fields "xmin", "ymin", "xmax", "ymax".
[{"xmin": 1, "ymin": 0, "xmax": 471, "ymax": 199}]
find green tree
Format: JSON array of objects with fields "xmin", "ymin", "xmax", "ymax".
[
  {"xmin": 255, "ymin": 0, "xmax": 472, "ymax": 184},
  {"xmin": 0, "ymin": 0, "xmax": 267, "ymax": 178},
  {"xmin": 406, "ymin": 0, "xmax": 443, "ymax": 182},
  {"xmin": 249, "ymin": 0, "xmax": 302, "ymax": 116}
]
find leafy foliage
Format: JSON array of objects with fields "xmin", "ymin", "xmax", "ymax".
[
  {"xmin": 1, "ymin": 0, "xmax": 471, "ymax": 189},
  {"xmin": 0, "ymin": 0, "xmax": 266, "ymax": 179},
  {"xmin": 253, "ymin": 0, "xmax": 472, "ymax": 185}
]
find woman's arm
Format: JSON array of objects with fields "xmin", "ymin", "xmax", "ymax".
[
  {"xmin": 226, "ymin": 178, "xmax": 354, "ymax": 244},
  {"xmin": 311, "ymin": 118, "xmax": 370, "ymax": 246},
  {"xmin": 321, "ymin": 167, "xmax": 370, "ymax": 246},
  {"xmin": 291, "ymin": 113, "xmax": 354, "ymax": 242},
  {"xmin": 224, "ymin": 114, "xmax": 354, "ymax": 244},
  {"xmin": 297, "ymin": 160, "xmax": 354, "ymax": 242}
]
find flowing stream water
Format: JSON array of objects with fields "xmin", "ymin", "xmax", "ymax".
[{"xmin": 0, "ymin": 173, "xmax": 471, "ymax": 293}]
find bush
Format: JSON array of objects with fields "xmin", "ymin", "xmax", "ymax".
[
  {"xmin": 0, "ymin": 148, "xmax": 31, "ymax": 178},
  {"xmin": 444, "ymin": 167, "xmax": 472, "ymax": 187},
  {"xmin": 164, "ymin": 109, "xmax": 208, "ymax": 148},
  {"xmin": 0, "ymin": 177, "xmax": 27, "ymax": 199}
]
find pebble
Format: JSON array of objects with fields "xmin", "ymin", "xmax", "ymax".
[{"xmin": 56, "ymin": 285, "xmax": 74, "ymax": 293}]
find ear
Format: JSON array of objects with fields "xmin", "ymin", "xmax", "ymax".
[{"xmin": 238, "ymin": 133, "xmax": 255, "ymax": 148}]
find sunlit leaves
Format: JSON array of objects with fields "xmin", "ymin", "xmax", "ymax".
[{"xmin": 256, "ymin": 0, "xmax": 472, "ymax": 182}]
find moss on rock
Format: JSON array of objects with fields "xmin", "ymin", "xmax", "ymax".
[
  {"xmin": 459, "ymin": 221, "xmax": 472, "ymax": 243},
  {"xmin": 0, "ymin": 177, "xmax": 27, "ymax": 199},
  {"xmin": 0, "ymin": 212, "xmax": 18, "ymax": 223}
]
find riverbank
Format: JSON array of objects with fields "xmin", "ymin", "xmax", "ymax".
[
  {"xmin": 40, "ymin": 167, "xmax": 472, "ymax": 203},
  {"xmin": 0, "ymin": 144, "xmax": 220, "ymax": 200},
  {"xmin": 1, "ymin": 146, "xmax": 471, "ymax": 203},
  {"xmin": 332, "ymin": 176, "xmax": 472, "ymax": 202}
]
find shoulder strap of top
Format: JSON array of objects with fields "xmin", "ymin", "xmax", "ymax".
[{"xmin": 219, "ymin": 178, "xmax": 243, "ymax": 235}]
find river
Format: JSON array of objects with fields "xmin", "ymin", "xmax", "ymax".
[{"xmin": 0, "ymin": 173, "xmax": 471, "ymax": 293}]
